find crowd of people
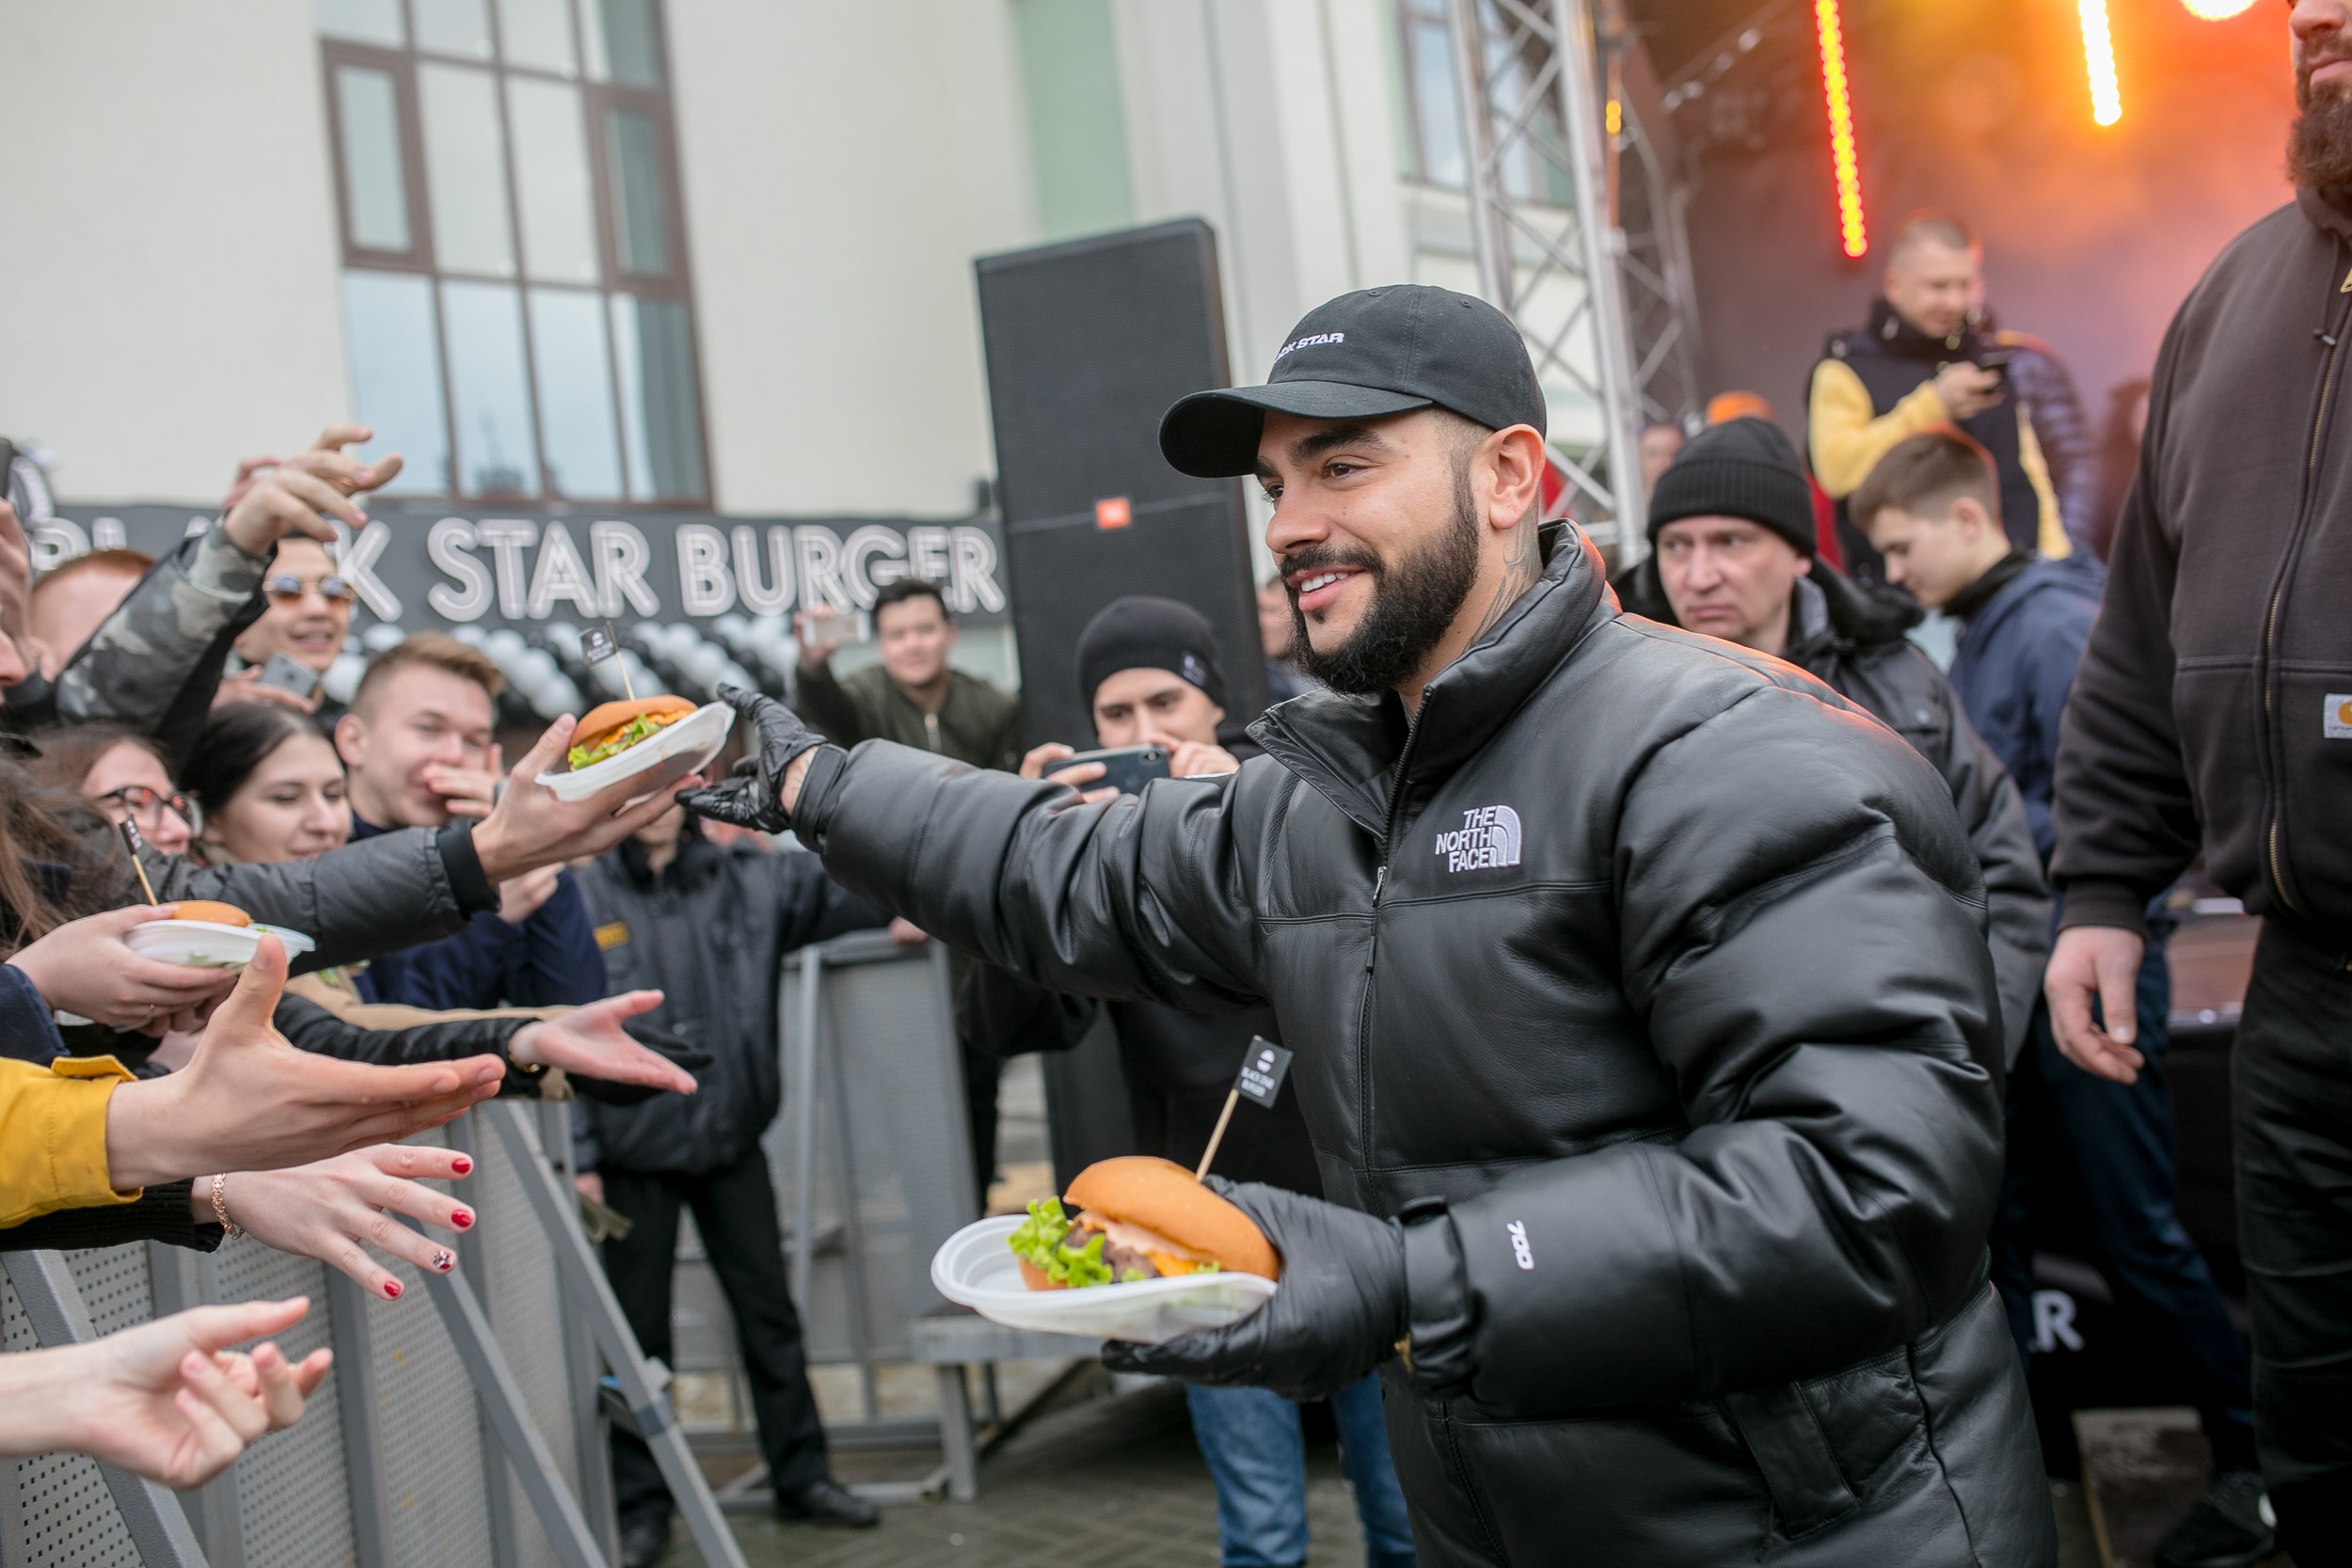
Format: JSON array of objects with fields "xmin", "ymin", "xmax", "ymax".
[{"xmin": 7, "ymin": 8, "xmax": 2352, "ymax": 1567}]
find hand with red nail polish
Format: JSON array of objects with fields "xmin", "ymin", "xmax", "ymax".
[{"xmin": 190, "ymin": 1144, "xmax": 473, "ymax": 1301}]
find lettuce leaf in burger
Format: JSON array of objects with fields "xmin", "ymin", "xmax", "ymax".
[
  {"xmin": 566, "ymin": 696, "xmax": 696, "ymax": 771},
  {"xmin": 1007, "ymin": 1157, "xmax": 1278, "ymax": 1291}
]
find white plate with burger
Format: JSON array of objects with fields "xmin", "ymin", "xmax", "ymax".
[
  {"xmin": 536, "ymin": 696, "xmax": 735, "ymax": 804},
  {"xmin": 930, "ymin": 1157, "xmax": 1279, "ymax": 1343},
  {"xmin": 123, "ymin": 901, "xmax": 317, "ymax": 968}
]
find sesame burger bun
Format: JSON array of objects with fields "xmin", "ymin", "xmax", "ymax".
[
  {"xmin": 168, "ymin": 900, "xmax": 252, "ymax": 927},
  {"xmin": 1017, "ymin": 1258, "xmax": 1060, "ymax": 1291},
  {"xmin": 574, "ymin": 695, "xmax": 696, "ymax": 748},
  {"xmin": 1065, "ymin": 1156, "xmax": 1280, "ymax": 1280}
]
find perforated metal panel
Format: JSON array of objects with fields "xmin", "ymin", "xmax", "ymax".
[
  {"xmin": 1, "ymin": 1280, "xmax": 141, "ymax": 1568},
  {"xmin": 477, "ymin": 1109, "xmax": 581, "ymax": 1568},
  {"xmin": 61, "ymin": 1243, "xmax": 154, "ymax": 1334},
  {"xmin": 758, "ymin": 937, "xmax": 975, "ymax": 1366},
  {"xmin": 213, "ymin": 1244, "xmax": 358, "ymax": 1568},
  {"xmin": 370, "ymin": 1118, "xmax": 498, "ymax": 1568},
  {"xmin": 2, "ymin": 1106, "xmax": 623, "ymax": 1568}
]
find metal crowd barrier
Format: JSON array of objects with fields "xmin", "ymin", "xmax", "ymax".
[
  {"xmin": 666, "ymin": 929, "xmax": 1136, "ymax": 1503},
  {"xmin": 1, "ymin": 1101, "xmax": 745, "ymax": 1568},
  {"xmin": 673, "ymin": 929, "xmax": 992, "ymax": 1502}
]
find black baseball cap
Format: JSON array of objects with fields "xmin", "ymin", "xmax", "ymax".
[{"xmin": 1159, "ymin": 285, "xmax": 1548, "ymax": 479}]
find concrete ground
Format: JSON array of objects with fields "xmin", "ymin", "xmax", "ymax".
[{"xmin": 660, "ymin": 1373, "xmax": 1382, "ymax": 1568}]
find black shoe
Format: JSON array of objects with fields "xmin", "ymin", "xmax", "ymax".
[
  {"xmin": 774, "ymin": 1477, "xmax": 881, "ymax": 1528},
  {"xmin": 2156, "ymin": 1469, "xmax": 2277, "ymax": 1568},
  {"xmin": 618, "ymin": 1513, "xmax": 672, "ymax": 1568}
]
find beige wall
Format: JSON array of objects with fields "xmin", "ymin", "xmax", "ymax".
[
  {"xmin": 667, "ymin": 0, "xmax": 1036, "ymax": 516},
  {"xmin": 0, "ymin": 0, "xmax": 1414, "ymax": 531},
  {"xmin": 0, "ymin": 0, "xmax": 351, "ymax": 504}
]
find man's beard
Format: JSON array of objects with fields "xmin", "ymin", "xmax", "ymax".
[
  {"xmin": 2290, "ymin": 65, "xmax": 2352, "ymax": 193},
  {"xmin": 1284, "ymin": 468, "xmax": 1482, "ymax": 697}
]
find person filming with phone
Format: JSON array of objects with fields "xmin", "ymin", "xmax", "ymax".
[{"xmin": 1808, "ymin": 211, "xmax": 2096, "ymax": 578}]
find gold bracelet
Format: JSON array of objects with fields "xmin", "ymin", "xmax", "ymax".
[{"xmin": 209, "ymin": 1173, "xmax": 245, "ymax": 1240}]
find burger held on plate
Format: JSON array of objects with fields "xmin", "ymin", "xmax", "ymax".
[
  {"xmin": 1009, "ymin": 1156, "xmax": 1279, "ymax": 1290},
  {"xmin": 168, "ymin": 901, "xmax": 252, "ymax": 927},
  {"xmin": 566, "ymin": 695, "xmax": 696, "ymax": 771}
]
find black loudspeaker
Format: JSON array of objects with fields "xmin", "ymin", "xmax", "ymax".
[{"xmin": 976, "ymin": 218, "xmax": 1270, "ymax": 753}]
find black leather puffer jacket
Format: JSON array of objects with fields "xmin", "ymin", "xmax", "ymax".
[
  {"xmin": 1615, "ymin": 554, "xmax": 2051, "ymax": 1067},
  {"xmin": 797, "ymin": 528, "xmax": 2053, "ymax": 1565}
]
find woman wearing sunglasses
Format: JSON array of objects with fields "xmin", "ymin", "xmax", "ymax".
[{"xmin": 216, "ymin": 536, "xmax": 354, "ymax": 718}]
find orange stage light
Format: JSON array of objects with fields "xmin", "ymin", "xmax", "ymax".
[
  {"xmin": 2180, "ymin": 0, "xmax": 2256, "ymax": 17},
  {"xmin": 2080, "ymin": 0, "xmax": 2123, "ymax": 126},
  {"xmin": 1813, "ymin": 0, "xmax": 1868, "ymax": 258}
]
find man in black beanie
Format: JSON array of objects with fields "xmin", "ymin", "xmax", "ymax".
[{"xmin": 1617, "ymin": 417, "xmax": 2049, "ymax": 1067}]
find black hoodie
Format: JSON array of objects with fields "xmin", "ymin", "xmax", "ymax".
[{"xmin": 2055, "ymin": 189, "xmax": 2352, "ymax": 936}]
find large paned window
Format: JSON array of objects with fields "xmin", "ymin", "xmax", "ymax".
[
  {"xmin": 1392, "ymin": 0, "xmax": 1576, "ymax": 207},
  {"xmin": 319, "ymin": 0, "xmax": 708, "ymax": 503}
]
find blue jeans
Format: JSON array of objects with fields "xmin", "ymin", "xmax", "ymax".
[
  {"xmin": 1184, "ymin": 1375, "xmax": 1418, "ymax": 1568},
  {"xmin": 1989, "ymin": 942, "xmax": 2257, "ymax": 1468}
]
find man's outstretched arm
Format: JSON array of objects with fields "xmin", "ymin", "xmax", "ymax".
[{"xmin": 685, "ymin": 688, "xmax": 1263, "ymax": 1010}]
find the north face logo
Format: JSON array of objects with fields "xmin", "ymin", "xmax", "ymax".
[{"xmin": 1434, "ymin": 804, "xmax": 1521, "ymax": 873}]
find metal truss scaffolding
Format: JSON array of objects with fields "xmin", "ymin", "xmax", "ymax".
[{"xmin": 1445, "ymin": 0, "xmax": 1700, "ymax": 559}]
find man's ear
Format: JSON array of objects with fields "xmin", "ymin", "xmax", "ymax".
[
  {"xmin": 333, "ymin": 710, "xmax": 365, "ymax": 768},
  {"xmin": 1950, "ymin": 496, "xmax": 1990, "ymax": 539},
  {"xmin": 1206, "ymin": 702, "xmax": 1227, "ymax": 732},
  {"xmin": 1481, "ymin": 425, "xmax": 1549, "ymax": 532}
]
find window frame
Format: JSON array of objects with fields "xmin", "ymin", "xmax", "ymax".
[{"xmin": 318, "ymin": 0, "xmax": 713, "ymax": 507}]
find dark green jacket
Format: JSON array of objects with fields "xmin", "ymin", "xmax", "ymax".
[{"xmin": 795, "ymin": 661, "xmax": 1021, "ymax": 771}]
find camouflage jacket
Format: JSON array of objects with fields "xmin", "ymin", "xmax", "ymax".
[{"xmin": 47, "ymin": 525, "xmax": 268, "ymax": 757}]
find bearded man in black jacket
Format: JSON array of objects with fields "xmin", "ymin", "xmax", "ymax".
[
  {"xmin": 1614, "ymin": 417, "xmax": 2049, "ymax": 1068},
  {"xmin": 2048, "ymin": 4, "xmax": 2352, "ymax": 1554},
  {"xmin": 686, "ymin": 285, "xmax": 2055, "ymax": 1565}
]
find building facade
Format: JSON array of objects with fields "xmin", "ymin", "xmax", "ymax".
[{"xmin": 1, "ymin": 0, "xmax": 1596, "ymax": 688}]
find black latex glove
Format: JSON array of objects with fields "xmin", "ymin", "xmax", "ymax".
[
  {"xmin": 675, "ymin": 684, "xmax": 823, "ymax": 834},
  {"xmin": 1101, "ymin": 1179, "xmax": 1407, "ymax": 1401},
  {"xmin": 567, "ymin": 1018, "xmax": 717, "ymax": 1106}
]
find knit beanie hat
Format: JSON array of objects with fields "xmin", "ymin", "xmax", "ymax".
[
  {"xmin": 1646, "ymin": 416, "xmax": 1817, "ymax": 555},
  {"xmin": 1075, "ymin": 596, "xmax": 1229, "ymax": 709}
]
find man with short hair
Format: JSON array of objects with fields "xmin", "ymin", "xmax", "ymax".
[
  {"xmin": 968, "ymin": 595, "xmax": 1416, "ymax": 1568},
  {"xmin": 336, "ymin": 635, "xmax": 606, "ymax": 1011},
  {"xmin": 1810, "ymin": 211, "xmax": 2093, "ymax": 578},
  {"xmin": 689, "ymin": 284, "xmax": 2054, "ymax": 1563},
  {"xmin": 25, "ymin": 548, "xmax": 153, "ymax": 677},
  {"xmin": 1615, "ymin": 417, "xmax": 2047, "ymax": 1067},
  {"xmin": 794, "ymin": 578, "xmax": 1020, "ymax": 769},
  {"xmin": 1853, "ymin": 428, "xmax": 2266, "ymax": 1568}
]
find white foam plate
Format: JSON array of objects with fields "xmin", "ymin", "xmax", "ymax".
[
  {"xmin": 930, "ymin": 1215, "xmax": 1279, "ymax": 1344},
  {"xmin": 124, "ymin": 920, "xmax": 317, "ymax": 969},
  {"xmin": 534, "ymin": 702, "xmax": 734, "ymax": 804}
]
